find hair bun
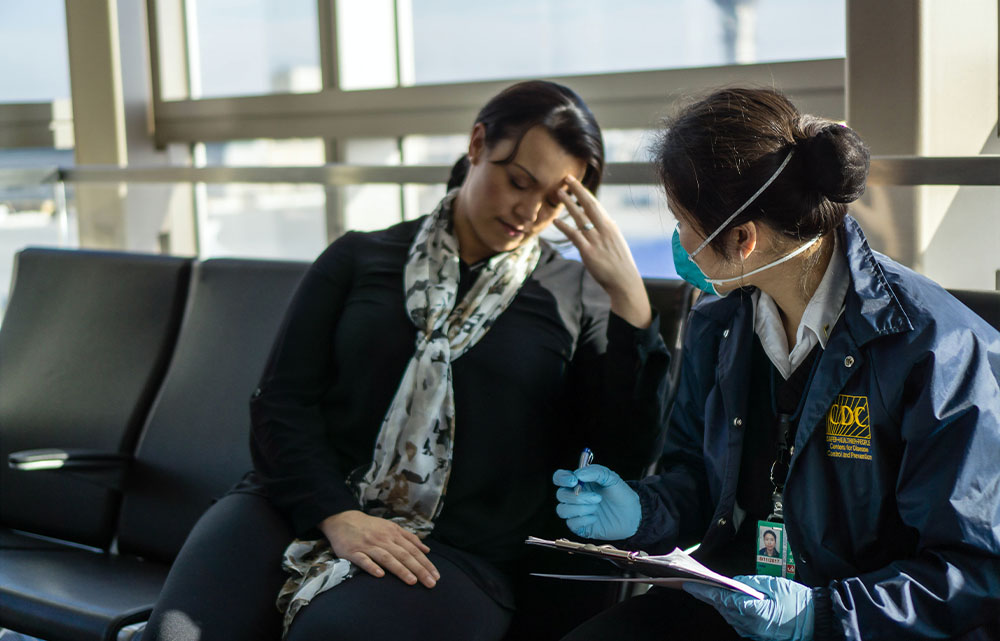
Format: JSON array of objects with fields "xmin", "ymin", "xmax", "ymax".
[
  {"xmin": 446, "ymin": 155, "xmax": 470, "ymax": 191},
  {"xmin": 800, "ymin": 124, "xmax": 870, "ymax": 203}
]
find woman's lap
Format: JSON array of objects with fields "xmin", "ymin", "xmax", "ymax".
[
  {"xmin": 284, "ymin": 548, "xmax": 512, "ymax": 641},
  {"xmin": 144, "ymin": 491, "xmax": 512, "ymax": 641}
]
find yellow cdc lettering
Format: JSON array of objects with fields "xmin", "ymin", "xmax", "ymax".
[
  {"xmin": 828, "ymin": 404, "xmax": 855, "ymax": 427},
  {"xmin": 826, "ymin": 395, "xmax": 871, "ymax": 439}
]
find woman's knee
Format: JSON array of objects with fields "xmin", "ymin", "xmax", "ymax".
[{"xmin": 145, "ymin": 492, "xmax": 294, "ymax": 641}]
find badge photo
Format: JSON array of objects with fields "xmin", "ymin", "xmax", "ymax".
[{"xmin": 756, "ymin": 522, "xmax": 783, "ymax": 576}]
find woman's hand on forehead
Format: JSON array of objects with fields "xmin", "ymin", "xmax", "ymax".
[{"xmin": 552, "ymin": 176, "xmax": 652, "ymax": 328}]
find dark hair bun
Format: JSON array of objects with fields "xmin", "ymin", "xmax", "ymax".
[
  {"xmin": 446, "ymin": 155, "xmax": 470, "ymax": 191},
  {"xmin": 800, "ymin": 125, "xmax": 871, "ymax": 203}
]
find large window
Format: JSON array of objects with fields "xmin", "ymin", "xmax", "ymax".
[
  {"xmin": 342, "ymin": 138, "xmax": 404, "ymax": 231},
  {"xmin": 186, "ymin": 0, "xmax": 322, "ymax": 98},
  {"xmin": 196, "ymin": 138, "xmax": 327, "ymax": 259},
  {"xmin": 0, "ymin": 152, "xmax": 78, "ymax": 315},
  {"xmin": 0, "ymin": 0, "xmax": 74, "ymax": 315},
  {"xmin": 338, "ymin": 0, "xmax": 846, "ymax": 90},
  {"xmin": 400, "ymin": 134, "xmax": 466, "ymax": 221},
  {"xmin": 0, "ymin": 0, "xmax": 70, "ymax": 103},
  {"xmin": 336, "ymin": 0, "xmax": 400, "ymax": 90},
  {"xmin": 167, "ymin": 0, "xmax": 846, "ymax": 97},
  {"xmin": 599, "ymin": 129, "xmax": 676, "ymax": 278}
]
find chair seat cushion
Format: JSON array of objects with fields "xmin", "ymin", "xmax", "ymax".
[{"xmin": 0, "ymin": 545, "xmax": 168, "ymax": 641}]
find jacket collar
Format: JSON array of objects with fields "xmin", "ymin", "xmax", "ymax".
[
  {"xmin": 838, "ymin": 215, "xmax": 913, "ymax": 346},
  {"xmin": 691, "ymin": 215, "xmax": 912, "ymax": 347}
]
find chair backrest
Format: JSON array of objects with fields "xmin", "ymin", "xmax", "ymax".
[
  {"xmin": 640, "ymin": 278, "xmax": 696, "ymax": 465},
  {"xmin": 948, "ymin": 288, "xmax": 1000, "ymax": 333},
  {"xmin": 643, "ymin": 278, "xmax": 697, "ymax": 381},
  {"xmin": 115, "ymin": 257, "xmax": 308, "ymax": 563},
  {"xmin": 0, "ymin": 248, "xmax": 191, "ymax": 548}
]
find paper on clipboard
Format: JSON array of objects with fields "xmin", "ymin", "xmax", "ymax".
[
  {"xmin": 529, "ymin": 573, "xmax": 736, "ymax": 591},
  {"xmin": 526, "ymin": 536, "xmax": 765, "ymax": 600}
]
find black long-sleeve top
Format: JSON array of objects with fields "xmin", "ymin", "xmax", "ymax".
[{"xmin": 249, "ymin": 217, "xmax": 671, "ymax": 568}]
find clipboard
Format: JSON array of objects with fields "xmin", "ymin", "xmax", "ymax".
[{"xmin": 525, "ymin": 536, "xmax": 765, "ymax": 600}]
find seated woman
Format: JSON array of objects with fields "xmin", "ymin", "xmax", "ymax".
[
  {"xmin": 553, "ymin": 87, "xmax": 1000, "ymax": 640},
  {"xmin": 144, "ymin": 80, "xmax": 672, "ymax": 641}
]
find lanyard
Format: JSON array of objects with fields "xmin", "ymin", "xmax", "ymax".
[{"xmin": 767, "ymin": 346, "xmax": 822, "ymax": 522}]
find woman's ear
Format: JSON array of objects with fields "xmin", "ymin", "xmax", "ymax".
[
  {"xmin": 467, "ymin": 123, "xmax": 486, "ymax": 164},
  {"xmin": 732, "ymin": 222, "xmax": 758, "ymax": 262}
]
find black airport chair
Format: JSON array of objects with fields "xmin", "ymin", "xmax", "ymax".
[
  {"xmin": 948, "ymin": 288, "xmax": 1000, "ymax": 333},
  {"xmin": 0, "ymin": 257, "xmax": 308, "ymax": 641},
  {"xmin": 643, "ymin": 278, "xmax": 699, "ymax": 418},
  {"xmin": 0, "ymin": 247, "xmax": 191, "ymax": 552}
]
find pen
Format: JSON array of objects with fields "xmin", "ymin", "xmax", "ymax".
[{"xmin": 574, "ymin": 447, "xmax": 594, "ymax": 495}]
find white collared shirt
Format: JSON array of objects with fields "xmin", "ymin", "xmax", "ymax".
[{"xmin": 753, "ymin": 233, "xmax": 848, "ymax": 379}]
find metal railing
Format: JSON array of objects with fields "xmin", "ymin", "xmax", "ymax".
[{"xmin": 1, "ymin": 156, "xmax": 998, "ymax": 187}]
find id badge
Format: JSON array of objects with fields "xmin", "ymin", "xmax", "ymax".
[{"xmin": 756, "ymin": 520, "xmax": 795, "ymax": 579}]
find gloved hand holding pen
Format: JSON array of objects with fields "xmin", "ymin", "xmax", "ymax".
[{"xmin": 552, "ymin": 464, "xmax": 642, "ymax": 540}]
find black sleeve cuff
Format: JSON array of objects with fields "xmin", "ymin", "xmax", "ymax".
[
  {"xmin": 811, "ymin": 586, "xmax": 841, "ymax": 641},
  {"xmin": 607, "ymin": 309, "xmax": 664, "ymax": 356},
  {"xmin": 290, "ymin": 490, "xmax": 362, "ymax": 538},
  {"xmin": 621, "ymin": 479, "xmax": 671, "ymax": 552}
]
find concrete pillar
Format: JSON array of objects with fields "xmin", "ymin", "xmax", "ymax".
[
  {"xmin": 319, "ymin": 0, "xmax": 347, "ymax": 242},
  {"xmin": 65, "ymin": 0, "xmax": 196, "ymax": 254},
  {"xmin": 64, "ymin": 0, "xmax": 129, "ymax": 249}
]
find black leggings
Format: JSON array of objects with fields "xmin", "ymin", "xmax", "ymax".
[
  {"xmin": 143, "ymin": 492, "xmax": 512, "ymax": 641},
  {"xmin": 143, "ymin": 492, "xmax": 293, "ymax": 641}
]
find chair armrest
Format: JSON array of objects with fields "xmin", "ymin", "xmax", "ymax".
[
  {"xmin": 9, "ymin": 448, "xmax": 132, "ymax": 471},
  {"xmin": 9, "ymin": 448, "xmax": 133, "ymax": 490}
]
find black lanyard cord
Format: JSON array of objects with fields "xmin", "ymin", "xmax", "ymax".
[{"xmin": 767, "ymin": 345, "xmax": 823, "ymax": 519}]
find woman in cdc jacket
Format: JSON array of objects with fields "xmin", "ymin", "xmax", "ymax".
[{"xmin": 552, "ymin": 87, "xmax": 1000, "ymax": 640}]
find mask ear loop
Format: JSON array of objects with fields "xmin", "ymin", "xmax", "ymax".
[
  {"xmin": 690, "ymin": 149, "xmax": 795, "ymax": 259},
  {"xmin": 706, "ymin": 234, "xmax": 822, "ymax": 286},
  {"xmin": 718, "ymin": 227, "xmax": 751, "ymax": 292},
  {"xmin": 731, "ymin": 239, "xmax": 752, "ymax": 291}
]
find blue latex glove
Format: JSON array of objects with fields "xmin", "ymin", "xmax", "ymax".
[
  {"xmin": 552, "ymin": 464, "xmax": 641, "ymax": 540},
  {"xmin": 683, "ymin": 575, "xmax": 815, "ymax": 641}
]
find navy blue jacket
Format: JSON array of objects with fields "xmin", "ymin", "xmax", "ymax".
[{"xmin": 629, "ymin": 217, "xmax": 1000, "ymax": 640}]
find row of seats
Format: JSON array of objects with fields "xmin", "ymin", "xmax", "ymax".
[
  {"xmin": 0, "ymin": 247, "xmax": 697, "ymax": 641},
  {"xmin": 0, "ymin": 249, "xmax": 313, "ymax": 641}
]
